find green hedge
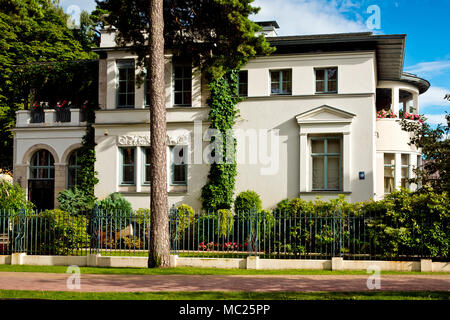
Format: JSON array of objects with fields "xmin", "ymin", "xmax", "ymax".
[{"xmin": 26, "ymin": 209, "xmax": 90, "ymax": 255}]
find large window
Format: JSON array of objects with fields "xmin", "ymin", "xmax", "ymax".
[
  {"xmin": 384, "ymin": 153, "xmax": 395, "ymax": 194},
  {"xmin": 144, "ymin": 70, "xmax": 151, "ymax": 107},
  {"xmin": 270, "ymin": 69, "xmax": 292, "ymax": 95},
  {"xmin": 67, "ymin": 149, "xmax": 81, "ymax": 189},
  {"xmin": 170, "ymin": 145, "xmax": 188, "ymax": 185},
  {"xmin": 237, "ymin": 70, "xmax": 248, "ymax": 97},
  {"xmin": 117, "ymin": 60, "xmax": 135, "ymax": 108},
  {"xmin": 401, "ymin": 154, "xmax": 410, "ymax": 189},
  {"xmin": 120, "ymin": 147, "xmax": 136, "ymax": 185},
  {"xmin": 173, "ymin": 65, "xmax": 192, "ymax": 106},
  {"xmin": 311, "ymin": 137, "xmax": 341, "ymax": 191},
  {"xmin": 143, "ymin": 147, "xmax": 151, "ymax": 185},
  {"xmin": 30, "ymin": 150, "xmax": 55, "ymax": 180},
  {"xmin": 315, "ymin": 68, "xmax": 337, "ymax": 94}
]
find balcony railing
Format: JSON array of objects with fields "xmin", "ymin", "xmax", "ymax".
[{"xmin": 16, "ymin": 107, "xmax": 87, "ymax": 127}]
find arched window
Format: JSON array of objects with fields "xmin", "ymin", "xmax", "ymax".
[
  {"xmin": 67, "ymin": 149, "xmax": 81, "ymax": 189},
  {"xmin": 30, "ymin": 150, "xmax": 54, "ymax": 180}
]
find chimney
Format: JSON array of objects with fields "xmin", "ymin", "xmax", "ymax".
[{"xmin": 255, "ymin": 21, "xmax": 280, "ymax": 37}]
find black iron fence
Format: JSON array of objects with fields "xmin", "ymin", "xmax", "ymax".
[{"xmin": 0, "ymin": 208, "xmax": 448, "ymax": 261}]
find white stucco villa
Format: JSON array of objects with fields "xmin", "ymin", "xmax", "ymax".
[{"xmin": 12, "ymin": 22, "xmax": 430, "ymax": 210}]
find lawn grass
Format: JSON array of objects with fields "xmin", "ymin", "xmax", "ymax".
[
  {"xmin": 0, "ymin": 264, "xmax": 449, "ymax": 276},
  {"xmin": 0, "ymin": 290, "xmax": 448, "ymax": 300}
]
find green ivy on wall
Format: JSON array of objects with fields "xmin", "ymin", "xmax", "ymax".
[{"xmin": 201, "ymin": 70, "xmax": 241, "ymax": 211}]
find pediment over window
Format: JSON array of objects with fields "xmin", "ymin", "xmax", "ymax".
[{"xmin": 296, "ymin": 105, "xmax": 356, "ymax": 125}]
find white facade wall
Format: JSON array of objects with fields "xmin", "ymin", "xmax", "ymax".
[{"xmin": 13, "ymin": 32, "xmax": 426, "ymax": 211}]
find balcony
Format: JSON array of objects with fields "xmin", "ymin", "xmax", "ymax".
[
  {"xmin": 376, "ymin": 118, "xmax": 419, "ymax": 153},
  {"xmin": 16, "ymin": 108, "xmax": 87, "ymax": 128}
]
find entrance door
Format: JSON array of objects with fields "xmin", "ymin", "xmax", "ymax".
[
  {"xmin": 28, "ymin": 150, "xmax": 55, "ymax": 210},
  {"xmin": 28, "ymin": 180, "xmax": 54, "ymax": 210}
]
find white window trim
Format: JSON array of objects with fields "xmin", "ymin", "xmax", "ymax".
[{"xmin": 296, "ymin": 105, "xmax": 355, "ymax": 193}]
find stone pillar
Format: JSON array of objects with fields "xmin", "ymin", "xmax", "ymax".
[
  {"xmin": 299, "ymin": 133, "xmax": 308, "ymax": 192},
  {"xmin": 343, "ymin": 133, "xmax": 351, "ymax": 191},
  {"xmin": 44, "ymin": 109, "xmax": 56, "ymax": 124},
  {"xmin": 70, "ymin": 109, "xmax": 81, "ymax": 125},
  {"xmin": 331, "ymin": 257, "xmax": 344, "ymax": 271},
  {"xmin": 136, "ymin": 147, "xmax": 142, "ymax": 192},
  {"xmin": 170, "ymin": 255, "xmax": 178, "ymax": 268},
  {"xmin": 87, "ymin": 254, "xmax": 100, "ymax": 267},
  {"xmin": 11, "ymin": 253, "xmax": 26, "ymax": 265},
  {"xmin": 98, "ymin": 58, "xmax": 107, "ymax": 110},
  {"xmin": 413, "ymin": 93, "xmax": 419, "ymax": 114},
  {"xmin": 54, "ymin": 164, "xmax": 66, "ymax": 208},
  {"xmin": 394, "ymin": 153, "xmax": 402, "ymax": 190},
  {"xmin": 246, "ymin": 256, "xmax": 259, "ymax": 270},
  {"xmin": 391, "ymin": 87, "xmax": 400, "ymax": 116},
  {"xmin": 192, "ymin": 66, "xmax": 202, "ymax": 108},
  {"xmin": 420, "ymin": 259, "xmax": 432, "ymax": 272}
]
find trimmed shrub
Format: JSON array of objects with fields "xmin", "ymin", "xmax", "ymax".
[
  {"xmin": 28, "ymin": 209, "xmax": 90, "ymax": 255},
  {"xmin": 172, "ymin": 204, "xmax": 195, "ymax": 238},
  {"xmin": 96, "ymin": 193, "xmax": 132, "ymax": 213},
  {"xmin": 234, "ymin": 190, "xmax": 262, "ymax": 214},
  {"xmin": 57, "ymin": 186, "xmax": 95, "ymax": 215}
]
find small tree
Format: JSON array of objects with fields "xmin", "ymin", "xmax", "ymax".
[{"xmin": 401, "ymin": 113, "xmax": 450, "ymax": 193}]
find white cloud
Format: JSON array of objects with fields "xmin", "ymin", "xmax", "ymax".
[
  {"xmin": 423, "ymin": 114, "xmax": 448, "ymax": 126},
  {"xmin": 252, "ymin": 0, "xmax": 371, "ymax": 36},
  {"xmin": 406, "ymin": 60, "xmax": 450, "ymax": 78},
  {"xmin": 420, "ymin": 86, "xmax": 450, "ymax": 108}
]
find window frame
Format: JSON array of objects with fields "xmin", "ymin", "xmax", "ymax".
[
  {"xmin": 383, "ymin": 153, "xmax": 396, "ymax": 194},
  {"xmin": 270, "ymin": 69, "xmax": 292, "ymax": 96},
  {"xmin": 29, "ymin": 150, "xmax": 55, "ymax": 180},
  {"xmin": 142, "ymin": 147, "xmax": 151, "ymax": 185},
  {"xmin": 315, "ymin": 67, "xmax": 338, "ymax": 94},
  {"xmin": 119, "ymin": 147, "xmax": 136, "ymax": 186},
  {"xmin": 116, "ymin": 59, "xmax": 136, "ymax": 109},
  {"xmin": 170, "ymin": 145, "xmax": 188, "ymax": 186},
  {"xmin": 237, "ymin": 70, "xmax": 248, "ymax": 97},
  {"xmin": 401, "ymin": 153, "xmax": 410, "ymax": 189},
  {"xmin": 173, "ymin": 64, "xmax": 192, "ymax": 107},
  {"xmin": 67, "ymin": 149, "xmax": 81, "ymax": 189},
  {"xmin": 310, "ymin": 137, "xmax": 342, "ymax": 191},
  {"xmin": 144, "ymin": 70, "xmax": 151, "ymax": 108}
]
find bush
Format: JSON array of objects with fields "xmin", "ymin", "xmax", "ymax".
[
  {"xmin": 0, "ymin": 180, "xmax": 34, "ymax": 211},
  {"xmin": 234, "ymin": 190, "xmax": 262, "ymax": 214},
  {"xmin": 172, "ymin": 204, "xmax": 195, "ymax": 238},
  {"xmin": 28, "ymin": 209, "xmax": 90, "ymax": 255},
  {"xmin": 57, "ymin": 186, "xmax": 95, "ymax": 215},
  {"xmin": 96, "ymin": 193, "xmax": 132, "ymax": 213}
]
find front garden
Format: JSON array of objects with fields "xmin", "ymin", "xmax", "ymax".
[{"xmin": 0, "ymin": 179, "xmax": 448, "ymax": 261}]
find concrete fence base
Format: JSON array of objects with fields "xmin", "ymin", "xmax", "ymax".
[{"xmin": 1, "ymin": 254, "xmax": 449, "ymax": 272}]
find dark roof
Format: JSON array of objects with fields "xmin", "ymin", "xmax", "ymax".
[
  {"xmin": 255, "ymin": 21, "xmax": 280, "ymax": 29},
  {"xmin": 266, "ymin": 32, "xmax": 410, "ymax": 83}
]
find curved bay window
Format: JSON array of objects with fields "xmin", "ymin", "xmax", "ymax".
[
  {"xmin": 67, "ymin": 149, "xmax": 81, "ymax": 189},
  {"xmin": 29, "ymin": 150, "xmax": 55, "ymax": 210}
]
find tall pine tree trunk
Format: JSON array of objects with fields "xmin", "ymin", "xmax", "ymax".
[{"xmin": 148, "ymin": 0, "xmax": 170, "ymax": 268}]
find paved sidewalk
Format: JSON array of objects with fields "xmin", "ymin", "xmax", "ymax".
[{"xmin": 0, "ymin": 272, "xmax": 449, "ymax": 292}]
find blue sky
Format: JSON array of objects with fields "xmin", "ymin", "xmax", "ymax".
[{"xmin": 61, "ymin": 0, "xmax": 449, "ymax": 125}]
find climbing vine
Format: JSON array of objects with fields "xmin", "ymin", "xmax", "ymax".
[{"xmin": 201, "ymin": 70, "xmax": 241, "ymax": 211}]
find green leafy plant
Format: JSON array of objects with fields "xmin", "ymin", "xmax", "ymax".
[
  {"xmin": 172, "ymin": 204, "xmax": 195, "ymax": 239},
  {"xmin": 0, "ymin": 180, "xmax": 34, "ymax": 211},
  {"xmin": 96, "ymin": 193, "xmax": 132, "ymax": 213},
  {"xmin": 28, "ymin": 209, "xmax": 90, "ymax": 255},
  {"xmin": 57, "ymin": 186, "xmax": 95, "ymax": 215},
  {"xmin": 234, "ymin": 190, "xmax": 262, "ymax": 214}
]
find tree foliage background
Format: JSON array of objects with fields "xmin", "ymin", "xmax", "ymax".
[
  {"xmin": 401, "ymin": 113, "xmax": 450, "ymax": 193},
  {"xmin": 0, "ymin": 0, "xmax": 97, "ymax": 168}
]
